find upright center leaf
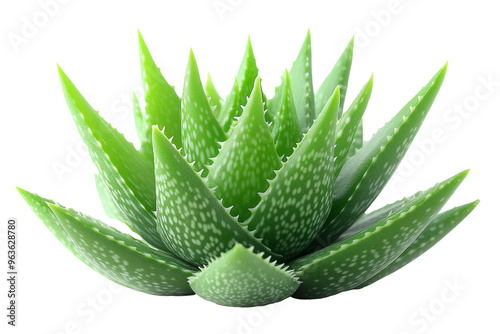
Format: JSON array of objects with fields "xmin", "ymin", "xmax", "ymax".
[
  {"xmin": 181, "ymin": 50, "xmax": 226, "ymax": 176},
  {"xmin": 208, "ymin": 77, "xmax": 281, "ymax": 222},
  {"xmin": 236, "ymin": 37, "xmax": 259, "ymax": 114}
]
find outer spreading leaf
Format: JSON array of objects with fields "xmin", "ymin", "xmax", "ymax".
[
  {"xmin": 336, "ymin": 195, "xmax": 409, "ymax": 242},
  {"xmin": 270, "ymin": 70, "xmax": 302, "ymax": 161},
  {"xmin": 205, "ymin": 72, "xmax": 223, "ymax": 117},
  {"xmin": 189, "ymin": 244, "xmax": 300, "ymax": 307},
  {"xmin": 333, "ymin": 76, "xmax": 372, "ymax": 180},
  {"xmin": 208, "ymin": 78, "xmax": 281, "ymax": 222},
  {"xmin": 58, "ymin": 67, "xmax": 165, "ymax": 250},
  {"xmin": 19, "ymin": 187, "xmax": 195, "ymax": 296},
  {"xmin": 315, "ymin": 37, "xmax": 354, "ymax": 118},
  {"xmin": 181, "ymin": 50, "xmax": 226, "ymax": 175},
  {"xmin": 290, "ymin": 170, "xmax": 468, "ymax": 299},
  {"xmin": 356, "ymin": 200, "xmax": 479, "ymax": 289},
  {"xmin": 312, "ymin": 63, "xmax": 448, "ymax": 249},
  {"xmin": 153, "ymin": 126, "xmax": 280, "ymax": 267},
  {"xmin": 138, "ymin": 31, "xmax": 182, "ymax": 151},
  {"xmin": 17, "ymin": 187, "xmax": 92, "ymax": 265},
  {"xmin": 59, "ymin": 67, "xmax": 155, "ymax": 210},
  {"xmin": 245, "ymin": 88, "xmax": 339, "ymax": 260},
  {"xmin": 49, "ymin": 203, "xmax": 196, "ymax": 296}
]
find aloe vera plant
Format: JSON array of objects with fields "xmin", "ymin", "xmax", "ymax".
[{"xmin": 19, "ymin": 31, "xmax": 478, "ymax": 307}]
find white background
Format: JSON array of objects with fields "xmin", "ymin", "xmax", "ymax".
[{"xmin": 1, "ymin": 0, "xmax": 499, "ymax": 333}]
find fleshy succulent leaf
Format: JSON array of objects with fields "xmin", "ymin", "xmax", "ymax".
[
  {"xmin": 267, "ymin": 30, "xmax": 315, "ymax": 133},
  {"xmin": 138, "ymin": 31, "xmax": 182, "ymax": 152},
  {"xmin": 132, "ymin": 92, "xmax": 147, "ymax": 146},
  {"xmin": 94, "ymin": 174, "xmax": 130, "ymax": 225},
  {"xmin": 181, "ymin": 50, "xmax": 227, "ymax": 175},
  {"xmin": 205, "ymin": 72, "xmax": 223, "ymax": 117},
  {"xmin": 189, "ymin": 244, "xmax": 300, "ymax": 307},
  {"xmin": 311, "ymin": 63, "xmax": 448, "ymax": 250},
  {"xmin": 58, "ymin": 66, "xmax": 156, "ymax": 211},
  {"xmin": 153, "ymin": 126, "xmax": 280, "ymax": 267},
  {"xmin": 19, "ymin": 187, "xmax": 196, "ymax": 296},
  {"xmin": 58, "ymin": 66, "xmax": 166, "ymax": 250},
  {"xmin": 335, "ymin": 195, "xmax": 410, "ymax": 242},
  {"xmin": 290, "ymin": 170, "xmax": 468, "ymax": 299},
  {"xmin": 347, "ymin": 120, "xmax": 363, "ymax": 158},
  {"xmin": 355, "ymin": 200, "xmax": 479, "ymax": 289},
  {"xmin": 333, "ymin": 75, "xmax": 373, "ymax": 179},
  {"xmin": 17, "ymin": 187, "xmax": 93, "ymax": 265},
  {"xmin": 270, "ymin": 70, "xmax": 302, "ymax": 161},
  {"xmin": 289, "ymin": 29, "xmax": 315, "ymax": 132},
  {"xmin": 245, "ymin": 87, "xmax": 339, "ymax": 260},
  {"xmin": 315, "ymin": 37, "xmax": 354, "ymax": 118},
  {"xmin": 235, "ymin": 36, "xmax": 259, "ymax": 114},
  {"xmin": 48, "ymin": 203, "xmax": 197, "ymax": 296},
  {"xmin": 217, "ymin": 77, "xmax": 240, "ymax": 133},
  {"xmin": 207, "ymin": 77, "xmax": 281, "ymax": 222}
]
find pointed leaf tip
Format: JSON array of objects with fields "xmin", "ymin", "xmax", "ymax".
[
  {"xmin": 271, "ymin": 68, "xmax": 302, "ymax": 161},
  {"xmin": 289, "ymin": 29, "xmax": 315, "ymax": 132},
  {"xmin": 315, "ymin": 37, "xmax": 354, "ymax": 118},
  {"xmin": 139, "ymin": 32, "xmax": 182, "ymax": 151},
  {"xmin": 235, "ymin": 37, "xmax": 259, "ymax": 113}
]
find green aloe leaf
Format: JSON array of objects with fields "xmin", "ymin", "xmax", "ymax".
[
  {"xmin": 208, "ymin": 77, "xmax": 281, "ymax": 222},
  {"xmin": 189, "ymin": 244, "xmax": 300, "ymax": 307},
  {"xmin": 205, "ymin": 72, "xmax": 223, "ymax": 117},
  {"xmin": 58, "ymin": 67, "xmax": 156, "ymax": 211},
  {"xmin": 216, "ymin": 77, "xmax": 240, "ymax": 133},
  {"xmin": 336, "ymin": 195, "xmax": 409, "ymax": 242},
  {"xmin": 267, "ymin": 30, "xmax": 315, "ymax": 133},
  {"xmin": 347, "ymin": 121, "xmax": 363, "ymax": 158},
  {"xmin": 132, "ymin": 92, "xmax": 147, "ymax": 146},
  {"xmin": 312, "ymin": 63, "xmax": 448, "ymax": 249},
  {"xmin": 138, "ymin": 30, "xmax": 182, "ymax": 151},
  {"xmin": 181, "ymin": 50, "xmax": 226, "ymax": 175},
  {"xmin": 153, "ymin": 126, "xmax": 280, "ymax": 267},
  {"xmin": 17, "ymin": 187, "xmax": 92, "ymax": 265},
  {"xmin": 356, "ymin": 200, "xmax": 479, "ymax": 289},
  {"xmin": 290, "ymin": 170, "xmax": 468, "ymax": 299},
  {"xmin": 333, "ymin": 75, "xmax": 373, "ymax": 180},
  {"xmin": 94, "ymin": 174, "xmax": 130, "ymax": 225},
  {"xmin": 289, "ymin": 29, "xmax": 315, "ymax": 132},
  {"xmin": 245, "ymin": 87, "xmax": 339, "ymax": 260},
  {"xmin": 18, "ymin": 187, "xmax": 194, "ymax": 295},
  {"xmin": 270, "ymin": 70, "xmax": 302, "ymax": 161},
  {"xmin": 48, "ymin": 203, "xmax": 197, "ymax": 296},
  {"xmin": 235, "ymin": 36, "xmax": 259, "ymax": 114},
  {"xmin": 315, "ymin": 37, "xmax": 354, "ymax": 118},
  {"xmin": 58, "ymin": 67, "xmax": 165, "ymax": 250}
]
